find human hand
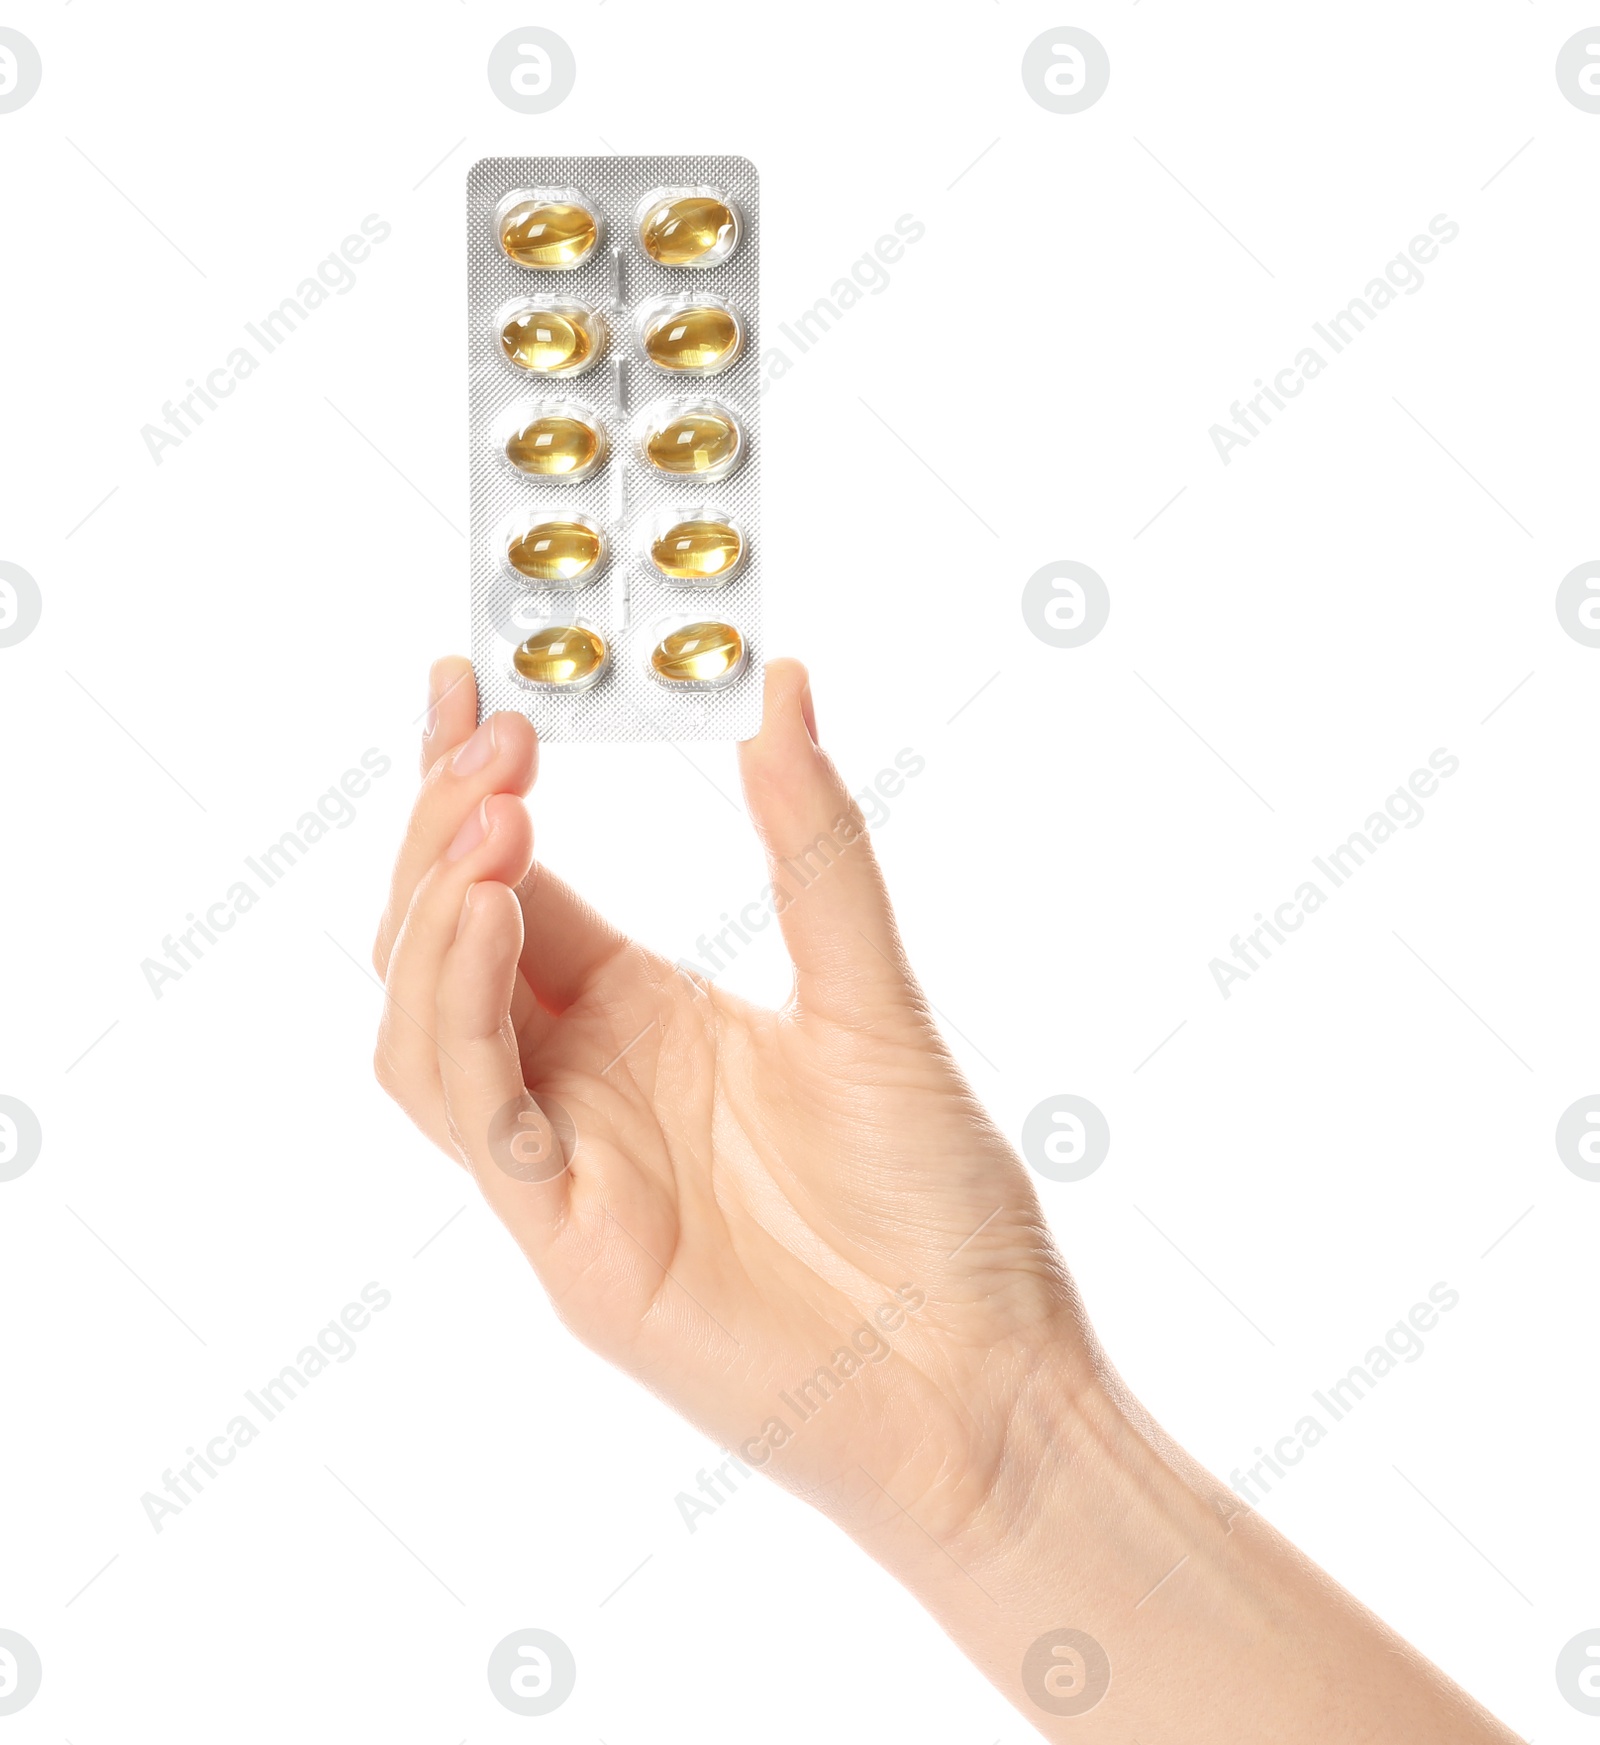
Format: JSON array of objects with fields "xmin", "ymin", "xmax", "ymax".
[
  {"xmin": 372, "ymin": 654, "xmax": 1088, "ymax": 1550},
  {"xmin": 372, "ymin": 655, "xmax": 1523, "ymax": 1744}
]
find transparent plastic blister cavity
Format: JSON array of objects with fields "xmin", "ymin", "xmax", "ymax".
[{"xmin": 468, "ymin": 155, "xmax": 761, "ymax": 742}]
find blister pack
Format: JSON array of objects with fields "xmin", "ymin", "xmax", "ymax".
[{"xmin": 466, "ymin": 155, "xmax": 762, "ymax": 742}]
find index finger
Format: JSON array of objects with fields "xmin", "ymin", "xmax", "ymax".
[
  {"xmin": 421, "ymin": 655, "xmax": 478, "ymax": 775},
  {"xmin": 373, "ymin": 658, "xmax": 538, "ymax": 978}
]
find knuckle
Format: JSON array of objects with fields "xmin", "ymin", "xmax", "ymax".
[
  {"xmin": 372, "ymin": 1038, "xmax": 399, "ymax": 1096},
  {"xmin": 418, "ymin": 753, "xmax": 455, "ymax": 804}
]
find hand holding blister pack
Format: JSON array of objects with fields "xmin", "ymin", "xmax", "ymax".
[{"xmin": 466, "ymin": 155, "xmax": 761, "ymax": 741}]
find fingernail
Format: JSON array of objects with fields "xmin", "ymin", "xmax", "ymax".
[
  {"xmin": 453, "ymin": 717, "xmax": 497, "ymax": 775},
  {"xmin": 424, "ymin": 664, "xmax": 444, "ymax": 739},
  {"xmin": 799, "ymin": 681, "xmax": 819, "ymax": 746},
  {"xmin": 446, "ymin": 799, "xmax": 490, "ymax": 860}
]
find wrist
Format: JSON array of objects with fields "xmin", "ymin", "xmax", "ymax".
[
  {"xmin": 841, "ymin": 1343, "xmax": 1245, "ymax": 1736},
  {"xmin": 939, "ymin": 1357, "xmax": 1228, "ymax": 1605},
  {"xmin": 845, "ymin": 1347, "xmax": 1518, "ymax": 1744},
  {"xmin": 837, "ymin": 1333, "xmax": 1157, "ymax": 1599},
  {"xmin": 953, "ymin": 1355, "xmax": 1237, "ymax": 1588}
]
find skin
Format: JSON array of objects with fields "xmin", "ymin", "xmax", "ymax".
[{"xmin": 373, "ymin": 654, "xmax": 1524, "ymax": 1743}]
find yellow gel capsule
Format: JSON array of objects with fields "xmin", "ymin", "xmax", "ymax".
[
  {"xmin": 650, "ymin": 519, "xmax": 742, "ymax": 582},
  {"xmin": 640, "ymin": 196, "xmax": 736, "ymax": 266},
  {"xmin": 499, "ymin": 200, "xmax": 598, "ymax": 268},
  {"xmin": 501, "ymin": 307, "xmax": 596, "ymax": 374},
  {"xmin": 643, "ymin": 409, "xmax": 738, "ymax": 475},
  {"xmin": 642, "ymin": 305, "xmax": 740, "ymax": 371},
  {"xmin": 650, "ymin": 621, "xmax": 744, "ymax": 686},
  {"xmin": 513, "ymin": 625, "xmax": 607, "ymax": 687},
  {"xmin": 507, "ymin": 520, "xmax": 602, "ymax": 584},
  {"xmin": 505, "ymin": 414, "xmax": 601, "ymax": 477}
]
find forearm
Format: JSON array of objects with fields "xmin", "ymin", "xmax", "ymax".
[{"xmin": 848, "ymin": 1353, "xmax": 1521, "ymax": 1743}]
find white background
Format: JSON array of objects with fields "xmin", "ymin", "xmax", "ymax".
[{"xmin": 1, "ymin": 2, "xmax": 1596, "ymax": 1739}]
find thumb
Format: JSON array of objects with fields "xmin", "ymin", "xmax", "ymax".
[{"xmin": 737, "ymin": 658, "xmax": 917, "ymax": 1025}]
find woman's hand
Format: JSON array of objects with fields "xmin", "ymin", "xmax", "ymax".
[
  {"xmin": 372, "ymin": 654, "xmax": 1522, "ymax": 1745},
  {"xmin": 373, "ymin": 654, "xmax": 1086, "ymax": 1547}
]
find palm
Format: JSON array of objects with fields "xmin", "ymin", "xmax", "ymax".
[{"xmin": 506, "ymin": 935, "xmax": 1067, "ymax": 1525}]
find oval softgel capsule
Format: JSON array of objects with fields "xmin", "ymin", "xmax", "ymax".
[
  {"xmin": 638, "ymin": 297, "xmax": 743, "ymax": 374},
  {"xmin": 639, "ymin": 402, "xmax": 741, "ymax": 479},
  {"xmin": 648, "ymin": 513, "xmax": 744, "ymax": 585},
  {"xmin": 648, "ymin": 620, "xmax": 746, "ymax": 689},
  {"xmin": 505, "ymin": 515, "xmax": 605, "ymax": 586},
  {"xmin": 499, "ymin": 302, "xmax": 603, "ymax": 375},
  {"xmin": 637, "ymin": 188, "xmax": 740, "ymax": 267},
  {"xmin": 496, "ymin": 189, "xmax": 600, "ymax": 268},
  {"xmin": 512, "ymin": 625, "xmax": 608, "ymax": 690},
  {"xmin": 501, "ymin": 406, "xmax": 605, "ymax": 480}
]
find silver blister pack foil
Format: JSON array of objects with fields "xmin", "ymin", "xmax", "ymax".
[{"xmin": 466, "ymin": 155, "xmax": 762, "ymax": 742}]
